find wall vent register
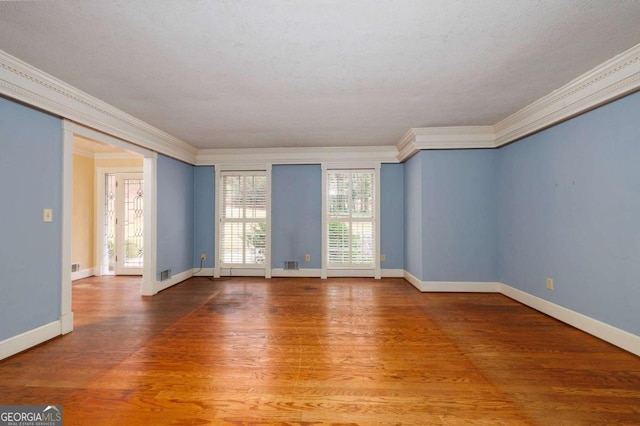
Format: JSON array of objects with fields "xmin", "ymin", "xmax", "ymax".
[{"xmin": 284, "ymin": 261, "xmax": 299, "ymax": 270}]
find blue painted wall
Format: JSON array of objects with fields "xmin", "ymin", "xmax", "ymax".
[
  {"xmin": 271, "ymin": 165, "xmax": 322, "ymax": 269},
  {"xmin": 404, "ymin": 153, "xmax": 423, "ymax": 278},
  {"xmin": 193, "ymin": 166, "xmax": 215, "ymax": 269},
  {"xmin": 421, "ymin": 150, "xmax": 498, "ymax": 282},
  {"xmin": 156, "ymin": 155, "xmax": 194, "ymax": 280},
  {"xmin": 0, "ymin": 97, "xmax": 62, "ymax": 341},
  {"xmin": 380, "ymin": 163, "xmax": 404, "ymax": 270},
  {"xmin": 192, "ymin": 164, "xmax": 402, "ymax": 273},
  {"xmin": 498, "ymin": 91, "xmax": 640, "ymax": 336}
]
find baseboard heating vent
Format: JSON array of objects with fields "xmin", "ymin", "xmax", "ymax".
[
  {"xmin": 160, "ymin": 269, "xmax": 171, "ymax": 281},
  {"xmin": 71, "ymin": 263, "xmax": 81, "ymax": 273},
  {"xmin": 284, "ymin": 261, "xmax": 299, "ymax": 270}
]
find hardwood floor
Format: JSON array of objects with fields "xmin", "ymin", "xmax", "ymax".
[{"xmin": 0, "ymin": 276, "xmax": 638, "ymax": 425}]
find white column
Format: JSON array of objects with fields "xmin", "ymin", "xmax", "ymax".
[
  {"xmin": 60, "ymin": 121, "xmax": 74, "ymax": 334},
  {"xmin": 265, "ymin": 163, "xmax": 272, "ymax": 279},
  {"xmin": 321, "ymin": 163, "xmax": 328, "ymax": 279}
]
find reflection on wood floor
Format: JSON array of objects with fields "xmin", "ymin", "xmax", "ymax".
[{"xmin": 0, "ymin": 276, "xmax": 638, "ymax": 424}]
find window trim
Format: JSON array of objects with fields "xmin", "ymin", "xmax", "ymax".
[
  {"xmin": 214, "ymin": 165, "xmax": 272, "ymax": 278},
  {"xmin": 321, "ymin": 163, "xmax": 381, "ymax": 279}
]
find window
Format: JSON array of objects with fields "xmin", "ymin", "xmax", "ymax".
[
  {"xmin": 327, "ymin": 170, "xmax": 375, "ymax": 267},
  {"xmin": 220, "ymin": 172, "xmax": 267, "ymax": 267}
]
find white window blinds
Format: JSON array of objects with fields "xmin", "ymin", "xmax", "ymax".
[
  {"xmin": 220, "ymin": 172, "xmax": 267, "ymax": 266},
  {"xmin": 327, "ymin": 170, "xmax": 375, "ymax": 267}
]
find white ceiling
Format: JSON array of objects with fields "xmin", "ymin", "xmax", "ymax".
[{"xmin": 1, "ymin": 1, "xmax": 640, "ymax": 150}]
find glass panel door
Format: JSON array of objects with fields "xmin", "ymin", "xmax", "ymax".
[{"xmin": 104, "ymin": 172, "xmax": 143, "ymax": 275}]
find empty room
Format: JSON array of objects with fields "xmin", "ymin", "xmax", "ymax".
[{"xmin": 0, "ymin": 1, "xmax": 639, "ymax": 424}]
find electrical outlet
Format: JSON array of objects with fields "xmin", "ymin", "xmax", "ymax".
[
  {"xmin": 43, "ymin": 208, "xmax": 53, "ymax": 222},
  {"xmin": 546, "ymin": 278, "xmax": 554, "ymax": 290},
  {"xmin": 200, "ymin": 253, "xmax": 206, "ymax": 261},
  {"xmin": 305, "ymin": 254, "xmax": 311, "ymax": 262},
  {"xmin": 380, "ymin": 254, "xmax": 386, "ymax": 262}
]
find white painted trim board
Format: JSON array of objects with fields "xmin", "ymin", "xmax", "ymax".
[
  {"xmin": 2, "ymin": 43, "xmax": 640, "ymax": 165},
  {"xmin": 154, "ymin": 269, "xmax": 194, "ymax": 294},
  {"xmin": 405, "ymin": 272, "xmax": 640, "ymax": 357},
  {"xmin": 0, "ymin": 321, "xmax": 61, "ymax": 361},
  {"xmin": 71, "ymin": 268, "xmax": 95, "ymax": 281},
  {"xmin": 271, "ymin": 268, "xmax": 322, "ymax": 278},
  {"xmin": 197, "ymin": 268, "xmax": 403, "ymax": 279},
  {"xmin": 500, "ymin": 283, "xmax": 640, "ymax": 357}
]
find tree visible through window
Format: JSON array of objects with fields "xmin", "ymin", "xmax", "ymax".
[
  {"xmin": 220, "ymin": 172, "xmax": 267, "ymax": 266},
  {"xmin": 327, "ymin": 170, "xmax": 375, "ymax": 266}
]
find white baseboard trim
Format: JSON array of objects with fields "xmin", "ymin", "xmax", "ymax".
[
  {"xmin": 218, "ymin": 267, "xmax": 266, "ymax": 277},
  {"xmin": 195, "ymin": 267, "xmax": 405, "ymax": 279},
  {"xmin": 60, "ymin": 312, "xmax": 74, "ymax": 334},
  {"xmin": 271, "ymin": 268, "xmax": 321, "ymax": 277},
  {"xmin": 405, "ymin": 271, "xmax": 640, "ymax": 356},
  {"xmin": 195, "ymin": 268, "xmax": 405, "ymax": 279},
  {"xmin": 154, "ymin": 269, "xmax": 194, "ymax": 293},
  {"xmin": 381, "ymin": 269, "xmax": 405, "ymax": 278},
  {"xmin": 0, "ymin": 320, "xmax": 61, "ymax": 361},
  {"xmin": 193, "ymin": 267, "xmax": 215, "ymax": 277},
  {"xmin": 403, "ymin": 270, "xmax": 501, "ymax": 292},
  {"xmin": 500, "ymin": 283, "xmax": 640, "ymax": 357},
  {"xmin": 326, "ymin": 269, "xmax": 375, "ymax": 278},
  {"xmin": 420, "ymin": 281, "xmax": 500, "ymax": 292},
  {"xmin": 71, "ymin": 267, "xmax": 95, "ymax": 281},
  {"xmin": 403, "ymin": 270, "xmax": 422, "ymax": 290}
]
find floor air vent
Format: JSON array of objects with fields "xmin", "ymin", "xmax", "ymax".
[
  {"xmin": 71, "ymin": 263, "xmax": 81, "ymax": 273},
  {"xmin": 284, "ymin": 261, "xmax": 298, "ymax": 270},
  {"xmin": 160, "ymin": 269, "xmax": 171, "ymax": 281}
]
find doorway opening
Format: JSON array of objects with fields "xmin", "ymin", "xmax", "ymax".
[{"xmin": 63, "ymin": 121, "xmax": 157, "ymax": 336}]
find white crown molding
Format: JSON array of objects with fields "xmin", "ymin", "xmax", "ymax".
[
  {"xmin": 396, "ymin": 127, "xmax": 496, "ymax": 162},
  {"xmin": 0, "ymin": 49, "xmax": 196, "ymax": 164},
  {"xmin": 2, "ymin": 39, "xmax": 639, "ymax": 165},
  {"xmin": 217, "ymin": 163, "xmax": 269, "ymax": 171},
  {"xmin": 196, "ymin": 145, "xmax": 399, "ymax": 166},
  {"xmin": 494, "ymin": 42, "xmax": 640, "ymax": 146},
  {"xmin": 396, "ymin": 42, "xmax": 640, "ymax": 156}
]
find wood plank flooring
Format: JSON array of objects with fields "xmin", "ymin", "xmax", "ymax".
[{"xmin": 0, "ymin": 276, "xmax": 638, "ymax": 425}]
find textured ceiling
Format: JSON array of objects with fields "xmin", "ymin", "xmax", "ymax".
[{"xmin": 1, "ymin": 0, "xmax": 640, "ymax": 150}]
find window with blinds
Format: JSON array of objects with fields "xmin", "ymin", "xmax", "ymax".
[
  {"xmin": 220, "ymin": 172, "xmax": 267, "ymax": 266},
  {"xmin": 327, "ymin": 170, "xmax": 375, "ymax": 267}
]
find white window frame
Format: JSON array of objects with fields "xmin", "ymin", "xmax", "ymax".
[
  {"xmin": 214, "ymin": 164, "xmax": 272, "ymax": 278},
  {"xmin": 321, "ymin": 163, "xmax": 381, "ymax": 279}
]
